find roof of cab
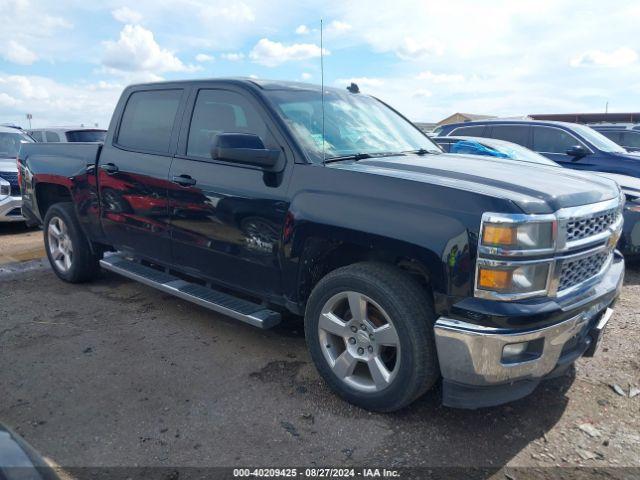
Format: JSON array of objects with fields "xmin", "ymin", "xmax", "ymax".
[
  {"xmin": 445, "ymin": 119, "xmax": 587, "ymax": 130},
  {"xmin": 127, "ymin": 77, "xmax": 345, "ymax": 94}
]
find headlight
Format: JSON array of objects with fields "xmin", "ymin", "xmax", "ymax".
[
  {"xmin": 481, "ymin": 214, "xmax": 555, "ymax": 252},
  {"xmin": 477, "ymin": 261, "xmax": 551, "ymax": 297}
]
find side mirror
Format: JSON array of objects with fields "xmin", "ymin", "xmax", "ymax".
[
  {"xmin": 210, "ymin": 133, "xmax": 281, "ymax": 169},
  {"xmin": 566, "ymin": 145, "xmax": 588, "ymax": 160}
]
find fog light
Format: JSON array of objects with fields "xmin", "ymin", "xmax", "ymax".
[{"xmin": 502, "ymin": 342, "xmax": 528, "ymax": 359}]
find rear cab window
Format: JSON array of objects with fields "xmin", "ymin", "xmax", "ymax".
[
  {"xmin": 66, "ymin": 130, "xmax": 107, "ymax": 142},
  {"xmin": 117, "ymin": 89, "xmax": 183, "ymax": 153}
]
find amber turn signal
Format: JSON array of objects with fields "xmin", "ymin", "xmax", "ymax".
[
  {"xmin": 478, "ymin": 268, "xmax": 512, "ymax": 290},
  {"xmin": 482, "ymin": 224, "xmax": 517, "ymax": 246}
]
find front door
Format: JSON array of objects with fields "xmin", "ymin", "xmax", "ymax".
[
  {"xmin": 531, "ymin": 125, "xmax": 598, "ymax": 171},
  {"xmin": 168, "ymin": 87, "xmax": 291, "ymax": 297},
  {"xmin": 99, "ymin": 88, "xmax": 185, "ymax": 264}
]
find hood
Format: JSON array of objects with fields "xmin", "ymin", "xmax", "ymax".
[
  {"xmin": 328, "ymin": 153, "xmax": 620, "ymax": 214},
  {"xmin": 0, "ymin": 159, "xmax": 17, "ymax": 172},
  {"xmin": 595, "ymin": 172, "xmax": 640, "ymax": 195}
]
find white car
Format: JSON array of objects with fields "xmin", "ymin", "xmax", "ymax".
[
  {"xmin": 27, "ymin": 127, "xmax": 106, "ymax": 143},
  {"xmin": 0, "ymin": 126, "xmax": 34, "ymax": 222}
]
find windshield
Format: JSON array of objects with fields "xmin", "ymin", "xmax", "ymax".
[
  {"xmin": 474, "ymin": 138, "xmax": 560, "ymax": 166},
  {"xmin": 0, "ymin": 131, "xmax": 33, "ymax": 158},
  {"xmin": 265, "ymin": 89, "xmax": 441, "ymax": 162},
  {"xmin": 570, "ymin": 124, "xmax": 627, "ymax": 153},
  {"xmin": 65, "ymin": 130, "xmax": 107, "ymax": 142}
]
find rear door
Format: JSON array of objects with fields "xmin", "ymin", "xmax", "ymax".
[
  {"xmin": 531, "ymin": 125, "xmax": 598, "ymax": 170},
  {"xmin": 98, "ymin": 87, "xmax": 186, "ymax": 263},
  {"xmin": 487, "ymin": 125, "xmax": 531, "ymax": 147},
  {"xmin": 168, "ymin": 86, "xmax": 292, "ymax": 297}
]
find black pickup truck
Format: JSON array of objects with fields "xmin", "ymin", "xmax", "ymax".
[{"xmin": 19, "ymin": 79, "xmax": 625, "ymax": 411}]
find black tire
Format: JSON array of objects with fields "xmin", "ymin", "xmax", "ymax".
[
  {"xmin": 305, "ymin": 262, "xmax": 439, "ymax": 412},
  {"xmin": 43, "ymin": 202, "xmax": 101, "ymax": 283}
]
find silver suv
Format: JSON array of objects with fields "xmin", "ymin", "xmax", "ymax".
[{"xmin": 0, "ymin": 126, "xmax": 33, "ymax": 222}]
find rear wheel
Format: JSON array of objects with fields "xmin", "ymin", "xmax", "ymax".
[
  {"xmin": 44, "ymin": 202, "xmax": 100, "ymax": 283},
  {"xmin": 305, "ymin": 262, "xmax": 439, "ymax": 412}
]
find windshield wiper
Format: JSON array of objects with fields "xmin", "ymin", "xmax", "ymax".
[
  {"xmin": 323, "ymin": 152, "xmax": 406, "ymax": 164},
  {"xmin": 404, "ymin": 148, "xmax": 438, "ymax": 155}
]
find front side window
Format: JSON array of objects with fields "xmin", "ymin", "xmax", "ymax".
[
  {"xmin": 532, "ymin": 127, "xmax": 582, "ymax": 154},
  {"xmin": 600, "ymin": 131, "xmax": 622, "ymax": 144},
  {"xmin": 187, "ymin": 89, "xmax": 274, "ymax": 159},
  {"xmin": 30, "ymin": 131, "xmax": 43, "ymax": 142},
  {"xmin": 265, "ymin": 89, "xmax": 440, "ymax": 162},
  {"xmin": 490, "ymin": 125, "xmax": 529, "ymax": 146},
  {"xmin": 117, "ymin": 89, "xmax": 182, "ymax": 153}
]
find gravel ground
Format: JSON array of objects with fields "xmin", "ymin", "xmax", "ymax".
[{"xmin": 0, "ymin": 255, "xmax": 638, "ymax": 479}]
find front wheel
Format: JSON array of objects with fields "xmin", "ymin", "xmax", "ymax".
[
  {"xmin": 304, "ymin": 262, "xmax": 439, "ymax": 412},
  {"xmin": 44, "ymin": 202, "xmax": 100, "ymax": 283}
]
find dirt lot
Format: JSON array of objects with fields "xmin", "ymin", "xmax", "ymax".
[{"xmin": 0, "ymin": 226, "xmax": 638, "ymax": 479}]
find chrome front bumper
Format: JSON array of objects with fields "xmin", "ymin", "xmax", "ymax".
[
  {"xmin": 0, "ymin": 196, "xmax": 23, "ymax": 222},
  {"xmin": 434, "ymin": 305, "xmax": 613, "ymax": 387}
]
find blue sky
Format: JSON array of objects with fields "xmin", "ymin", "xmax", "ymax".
[{"xmin": 1, "ymin": 0, "xmax": 640, "ymax": 128}]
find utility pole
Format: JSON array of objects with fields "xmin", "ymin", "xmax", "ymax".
[
  {"xmin": 605, "ymin": 101, "xmax": 609, "ymax": 114},
  {"xmin": 26, "ymin": 113, "xmax": 32, "ymax": 129}
]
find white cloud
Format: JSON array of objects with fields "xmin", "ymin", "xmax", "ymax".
[
  {"xmin": 112, "ymin": 7, "xmax": 143, "ymax": 24},
  {"xmin": 416, "ymin": 71, "xmax": 465, "ymax": 83},
  {"xmin": 395, "ymin": 37, "xmax": 443, "ymax": 60},
  {"xmin": 0, "ymin": 73, "xmax": 122, "ymax": 128},
  {"xmin": 249, "ymin": 38, "xmax": 328, "ymax": 67},
  {"xmin": 195, "ymin": 53, "xmax": 214, "ymax": 62},
  {"xmin": 570, "ymin": 47, "xmax": 638, "ymax": 68},
  {"xmin": 296, "ymin": 24, "xmax": 310, "ymax": 35},
  {"xmin": 301, "ymin": 72, "xmax": 312, "ymax": 80},
  {"xmin": 3, "ymin": 40, "xmax": 38, "ymax": 65},
  {"xmin": 220, "ymin": 52, "xmax": 245, "ymax": 61},
  {"xmin": 413, "ymin": 89, "xmax": 432, "ymax": 98},
  {"xmin": 102, "ymin": 24, "xmax": 199, "ymax": 74},
  {"xmin": 199, "ymin": 2, "xmax": 255, "ymax": 23},
  {"xmin": 327, "ymin": 20, "xmax": 351, "ymax": 34},
  {"xmin": 335, "ymin": 77, "xmax": 384, "ymax": 88}
]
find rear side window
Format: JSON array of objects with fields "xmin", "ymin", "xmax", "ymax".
[
  {"xmin": 187, "ymin": 89, "xmax": 274, "ymax": 159},
  {"xmin": 490, "ymin": 125, "xmax": 529, "ymax": 146},
  {"xmin": 45, "ymin": 131, "xmax": 60, "ymax": 142},
  {"xmin": 449, "ymin": 125, "xmax": 485, "ymax": 137},
  {"xmin": 532, "ymin": 127, "xmax": 582, "ymax": 154},
  {"xmin": 621, "ymin": 131, "xmax": 640, "ymax": 148},
  {"xmin": 117, "ymin": 89, "xmax": 182, "ymax": 153}
]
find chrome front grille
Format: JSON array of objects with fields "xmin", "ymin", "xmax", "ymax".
[
  {"xmin": 0, "ymin": 171, "xmax": 19, "ymax": 197},
  {"xmin": 558, "ymin": 251, "xmax": 609, "ymax": 292},
  {"xmin": 566, "ymin": 208, "xmax": 617, "ymax": 242}
]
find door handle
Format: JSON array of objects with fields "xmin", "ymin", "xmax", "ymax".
[
  {"xmin": 172, "ymin": 174, "xmax": 197, "ymax": 186},
  {"xmin": 100, "ymin": 163, "xmax": 119, "ymax": 174}
]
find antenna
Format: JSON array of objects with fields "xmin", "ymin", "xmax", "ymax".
[{"xmin": 320, "ymin": 18, "xmax": 325, "ymax": 162}]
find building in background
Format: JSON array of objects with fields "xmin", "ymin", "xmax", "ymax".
[
  {"xmin": 436, "ymin": 112, "xmax": 496, "ymax": 126},
  {"xmin": 530, "ymin": 112, "xmax": 640, "ymax": 125}
]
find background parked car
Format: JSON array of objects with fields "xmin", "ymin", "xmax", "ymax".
[
  {"xmin": 591, "ymin": 125, "xmax": 640, "ymax": 153},
  {"xmin": 28, "ymin": 127, "xmax": 106, "ymax": 143},
  {"xmin": 0, "ymin": 125, "xmax": 33, "ymax": 222},
  {"xmin": 437, "ymin": 119, "xmax": 640, "ymax": 178},
  {"xmin": 433, "ymin": 135, "xmax": 640, "ymax": 259}
]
